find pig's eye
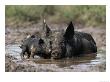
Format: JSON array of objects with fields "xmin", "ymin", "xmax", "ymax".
[{"xmin": 39, "ymin": 39, "xmax": 44, "ymax": 44}]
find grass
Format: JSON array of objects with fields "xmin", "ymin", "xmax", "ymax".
[{"xmin": 5, "ymin": 5, "xmax": 106, "ymax": 27}]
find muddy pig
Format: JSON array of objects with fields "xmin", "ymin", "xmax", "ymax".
[
  {"xmin": 20, "ymin": 34, "xmax": 51, "ymax": 59},
  {"xmin": 44, "ymin": 21, "xmax": 97, "ymax": 59}
]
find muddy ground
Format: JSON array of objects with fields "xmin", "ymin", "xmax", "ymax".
[{"xmin": 5, "ymin": 23, "xmax": 106, "ymax": 72}]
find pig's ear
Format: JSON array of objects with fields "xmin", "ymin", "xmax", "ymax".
[
  {"xmin": 64, "ymin": 21, "xmax": 74, "ymax": 39},
  {"xmin": 45, "ymin": 24, "xmax": 52, "ymax": 37},
  {"xmin": 43, "ymin": 19, "xmax": 52, "ymax": 37}
]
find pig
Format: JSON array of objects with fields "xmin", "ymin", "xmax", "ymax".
[
  {"xmin": 20, "ymin": 19, "xmax": 53, "ymax": 59},
  {"xmin": 44, "ymin": 21, "xmax": 97, "ymax": 59},
  {"xmin": 20, "ymin": 34, "xmax": 51, "ymax": 59}
]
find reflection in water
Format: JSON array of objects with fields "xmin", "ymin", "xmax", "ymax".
[
  {"xmin": 32, "ymin": 56, "xmax": 96, "ymax": 67},
  {"xmin": 5, "ymin": 44, "xmax": 106, "ymax": 71}
]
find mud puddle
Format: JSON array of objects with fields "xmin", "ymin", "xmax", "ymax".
[{"xmin": 5, "ymin": 44, "xmax": 106, "ymax": 72}]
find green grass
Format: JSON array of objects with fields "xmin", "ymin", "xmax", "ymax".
[{"xmin": 5, "ymin": 5, "xmax": 106, "ymax": 27}]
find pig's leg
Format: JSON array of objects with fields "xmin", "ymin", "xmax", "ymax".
[{"xmin": 20, "ymin": 46, "xmax": 26, "ymax": 59}]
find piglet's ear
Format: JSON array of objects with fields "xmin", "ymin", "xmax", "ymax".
[
  {"xmin": 64, "ymin": 21, "xmax": 74, "ymax": 39},
  {"xmin": 45, "ymin": 24, "xmax": 51, "ymax": 37},
  {"xmin": 43, "ymin": 19, "xmax": 52, "ymax": 37}
]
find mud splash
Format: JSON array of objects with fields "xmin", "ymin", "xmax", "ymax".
[{"xmin": 5, "ymin": 44, "xmax": 106, "ymax": 72}]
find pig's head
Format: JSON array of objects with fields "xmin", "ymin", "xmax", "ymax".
[
  {"xmin": 41, "ymin": 20, "xmax": 65, "ymax": 59},
  {"xmin": 51, "ymin": 21, "xmax": 75, "ymax": 59},
  {"xmin": 42, "ymin": 20, "xmax": 75, "ymax": 59}
]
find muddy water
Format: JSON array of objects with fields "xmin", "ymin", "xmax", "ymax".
[{"xmin": 5, "ymin": 44, "xmax": 106, "ymax": 72}]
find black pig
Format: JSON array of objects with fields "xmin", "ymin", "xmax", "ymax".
[
  {"xmin": 45, "ymin": 21, "xmax": 97, "ymax": 59},
  {"xmin": 20, "ymin": 19, "xmax": 52, "ymax": 59},
  {"xmin": 20, "ymin": 34, "xmax": 51, "ymax": 59}
]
